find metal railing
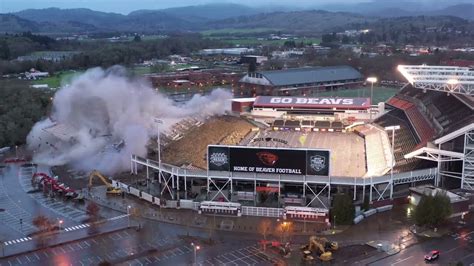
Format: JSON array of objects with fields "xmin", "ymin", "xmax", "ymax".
[{"xmin": 132, "ymin": 155, "xmax": 436, "ymax": 186}]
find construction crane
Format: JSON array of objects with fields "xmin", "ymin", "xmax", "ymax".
[
  {"xmin": 88, "ymin": 170, "xmax": 122, "ymax": 195},
  {"xmin": 301, "ymin": 236, "xmax": 336, "ymax": 262}
]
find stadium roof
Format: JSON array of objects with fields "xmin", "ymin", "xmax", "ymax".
[{"xmin": 257, "ymin": 66, "xmax": 362, "ymax": 86}]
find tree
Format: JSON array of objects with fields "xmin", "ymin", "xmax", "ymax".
[
  {"xmin": 133, "ymin": 35, "xmax": 141, "ymax": 42},
  {"xmin": 258, "ymin": 219, "xmax": 272, "ymax": 241},
  {"xmin": 362, "ymin": 196, "xmax": 370, "ymax": 211},
  {"xmin": 332, "ymin": 193, "xmax": 355, "ymax": 225},
  {"xmin": 414, "ymin": 192, "xmax": 452, "ymax": 227},
  {"xmin": 86, "ymin": 202, "xmax": 100, "ymax": 222},
  {"xmin": 32, "ymin": 215, "xmax": 52, "ymax": 232}
]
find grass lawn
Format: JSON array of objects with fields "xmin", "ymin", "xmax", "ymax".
[
  {"xmin": 314, "ymin": 86, "xmax": 399, "ymax": 104},
  {"xmin": 31, "ymin": 70, "xmax": 82, "ymax": 89},
  {"xmin": 210, "ymin": 37, "xmax": 321, "ymax": 46},
  {"xmin": 201, "ymin": 28, "xmax": 279, "ymax": 36},
  {"xmin": 131, "ymin": 66, "xmax": 153, "ymax": 75}
]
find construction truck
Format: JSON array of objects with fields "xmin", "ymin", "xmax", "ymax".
[
  {"xmin": 88, "ymin": 170, "xmax": 122, "ymax": 195},
  {"xmin": 301, "ymin": 236, "xmax": 337, "ymax": 262}
]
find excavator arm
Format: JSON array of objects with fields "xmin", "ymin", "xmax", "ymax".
[{"xmin": 88, "ymin": 170, "xmax": 122, "ymax": 195}]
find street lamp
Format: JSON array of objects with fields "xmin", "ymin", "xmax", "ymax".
[
  {"xmin": 153, "ymin": 118, "xmax": 163, "ymax": 163},
  {"xmin": 127, "ymin": 205, "xmax": 131, "ymax": 227},
  {"xmin": 154, "ymin": 118, "xmax": 163, "ymax": 184},
  {"xmin": 366, "ymin": 77, "xmax": 377, "ymax": 121},
  {"xmin": 57, "ymin": 219, "xmax": 63, "ymax": 231},
  {"xmin": 384, "ymin": 125, "xmax": 400, "ymax": 199},
  {"xmin": 191, "ymin": 242, "xmax": 200, "ymax": 265}
]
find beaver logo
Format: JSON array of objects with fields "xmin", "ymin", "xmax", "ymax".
[{"xmin": 256, "ymin": 152, "xmax": 279, "ymax": 166}]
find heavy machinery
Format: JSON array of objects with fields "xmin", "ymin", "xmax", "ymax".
[
  {"xmin": 88, "ymin": 170, "xmax": 122, "ymax": 195},
  {"xmin": 315, "ymin": 236, "xmax": 339, "ymax": 251},
  {"xmin": 301, "ymin": 236, "xmax": 338, "ymax": 262}
]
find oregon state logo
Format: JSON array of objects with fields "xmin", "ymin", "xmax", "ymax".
[
  {"xmin": 256, "ymin": 152, "xmax": 278, "ymax": 166},
  {"xmin": 210, "ymin": 152, "xmax": 228, "ymax": 167},
  {"xmin": 310, "ymin": 155, "xmax": 326, "ymax": 172}
]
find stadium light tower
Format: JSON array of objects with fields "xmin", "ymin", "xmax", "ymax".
[
  {"xmin": 385, "ymin": 125, "xmax": 400, "ymax": 199},
  {"xmin": 153, "ymin": 118, "xmax": 163, "ymax": 164},
  {"xmin": 366, "ymin": 77, "xmax": 377, "ymax": 121}
]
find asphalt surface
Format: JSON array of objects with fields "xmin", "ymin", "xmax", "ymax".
[
  {"xmin": 1, "ymin": 161, "xmax": 473, "ymax": 266},
  {"xmin": 0, "ymin": 162, "xmax": 279, "ymax": 266},
  {"xmin": 371, "ymin": 222, "xmax": 474, "ymax": 266}
]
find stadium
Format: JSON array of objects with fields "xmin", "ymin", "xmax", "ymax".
[{"xmin": 127, "ymin": 64, "xmax": 473, "ymax": 221}]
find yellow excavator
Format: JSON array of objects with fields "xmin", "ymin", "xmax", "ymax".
[
  {"xmin": 314, "ymin": 236, "xmax": 339, "ymax": 251},
  {"xmin": 88, "ymin": 170, "xmax": 122, "ymax": 195},
  {"xmin": 301, "ymin": 236, "xmax": 337, "ymax": 262}
]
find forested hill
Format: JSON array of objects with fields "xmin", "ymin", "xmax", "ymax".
[{"xmin": 2, "ymin": 4, "xmax": 474, "ymax": 34}]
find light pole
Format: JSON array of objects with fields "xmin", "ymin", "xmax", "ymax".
[
  {"xmin": 127, "ymin": 205, "xmax": 131, "ymax": 227},
  {"xmin": 15, "ymin": 145, "xmax": 18, "ymax": 158},
  {"xmin": 333, "ymin": 215, "xmax": 336, "ymax": 230},
  {"xmin": 154, "ymin": 118, "xmax": 163, "ymax": 184},
  {"xmin": 384, "ymin": 125, "xmax": 400, "ymax": 199},
  {"xmin": 191, "ymin": 242, "xmax": 200, "ymax": 265},
  {"xmin": 366, "ymin": 77, "xmax": 377, "ymax": 121},
  {"xmin": 57, "ymin": 219, "xmax": 63, "ymax": 231}
]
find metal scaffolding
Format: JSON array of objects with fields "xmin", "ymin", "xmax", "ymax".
[{"xmin": 398, "ymin": 65, "xmax": 474, "ymax": 96}]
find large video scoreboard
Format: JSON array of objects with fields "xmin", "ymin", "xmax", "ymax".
[{"xmin": 208, "ymin": 145, "xmax": 330, "ymax": 176}]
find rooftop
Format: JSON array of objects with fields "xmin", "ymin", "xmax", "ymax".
[
  {"xmin": 255, "ymin": 66, "xmax": 362, "ymax": 86},
  {"xmin": 410, "ymin": 185, "xmax": 468, "ymax": 203}
]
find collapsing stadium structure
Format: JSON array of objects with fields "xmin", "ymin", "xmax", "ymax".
[{"xmin": 128, "ymin": 65, "xmax": 473, "ymax": 220}]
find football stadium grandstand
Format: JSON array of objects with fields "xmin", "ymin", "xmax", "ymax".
[{"xmin": 126, "ymin": 64, "xmax": 472, "ymax": 219}]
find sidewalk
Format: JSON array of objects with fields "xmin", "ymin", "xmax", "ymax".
[
  {"xmin": 86, "ymin": 186, "xmax": 331, "ymax": 237},
  {"xmin": 0, "ymin": 216, "xmax": 130, "ymax": 259}
]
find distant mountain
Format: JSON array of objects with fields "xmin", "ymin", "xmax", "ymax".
[
  {"xmin": 15, "ymin": 8, "xmax": 123, "ymax": 24},
  {"xmin": 359, "ymin": 3, "xmax": 474, "ymax": 21},
  {"xmin": 430, "ymin": 4, "xmax": 474, "ymax": 21},
  {"xmin": 12, "ymin": 7, "xmax": 197, "ymax": 33},
  {"xmin": 156, "ymin": 3, "xmax": 261, "ymax": 21},
  {"xmin": 207, "ymin": 10, "xmax": 374, "ymax": 33},
  {"xmin": 1, "ymin": 3, "xmax": 473, "ymax": 34},
  {"xmin": 0, "ymin": 14, "xmax": 40, "ymax": 32}
]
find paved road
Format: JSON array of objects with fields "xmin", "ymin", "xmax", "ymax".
[
  {"xmin": 371, "ymin": 223, "xmax": 474, "ymax": 266},
  {"xmin": 0, "ymin": 219, "xmax": 279, "ymax": 266},
  {"xmin": 0, "ymin": 164, "xmax": 90, "ymax": 240}
]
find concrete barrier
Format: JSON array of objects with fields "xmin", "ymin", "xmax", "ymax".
[
  {"xmin": 353, "ymin": 214, "xmax": 364, "ymax": 224},
  {"xmin": 376, "ymin": 205, "xmax": 393, "ymax": 213},
  {"xmin": 363, "ymin": 209, "xmax": 377, "ymax": 218}
]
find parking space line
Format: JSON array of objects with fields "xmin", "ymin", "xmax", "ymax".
[{"xmin": 24, "ymin": 255, "xmax": 32, "ymax": 263}]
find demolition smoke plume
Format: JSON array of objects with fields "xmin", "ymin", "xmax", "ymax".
[{"xmin": 27, "ymin": 66, "xmax": 232, "ymax": 174}]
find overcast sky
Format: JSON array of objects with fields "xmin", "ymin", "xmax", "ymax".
[{"xmin": 0, "ymin": 0, "xmax": 465, "ymax": 14}]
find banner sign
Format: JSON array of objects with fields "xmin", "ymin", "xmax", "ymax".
[
  {"xmin": 208, "ymin": 146, "xmax": 330, "ymax": 176},
  {"xmin": 253, "ymin": 96, "xmax": 370, "ymax": 109}
]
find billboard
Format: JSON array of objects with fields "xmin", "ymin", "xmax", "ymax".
[
  {"xmin": 253, "ymin": 96, "xmax": 370, "ymax": 109},
  {"xmin": 208, "ymin": 146, "xmax": 330, "ymax": 176}
]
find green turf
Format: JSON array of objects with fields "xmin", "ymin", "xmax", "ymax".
[
  {"xmin": 30, "ymin": 70, "xmax": 81, "ymax": 89},
  {"xmin": 201, "ymin": 28, "xmax": 279, "ymax": 35},
  {"xmin": 209, "ymin": 37, "xmax": 321, "ymax": 46},
  {"xmin": 314, "ymin": 86, "xmax": 399, "ymax": 103}
]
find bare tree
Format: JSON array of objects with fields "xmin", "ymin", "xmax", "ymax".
[
  {"xmin": 32, "ymin": 215, "xmax": 52, "ymax": 232},
  {"xmin": 86, "ymin": 201, "xmax": 100, "ymax": 222},
  {"xmin": 258, "ymin": 219, "xmax": 272, "ymax": 241}
]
